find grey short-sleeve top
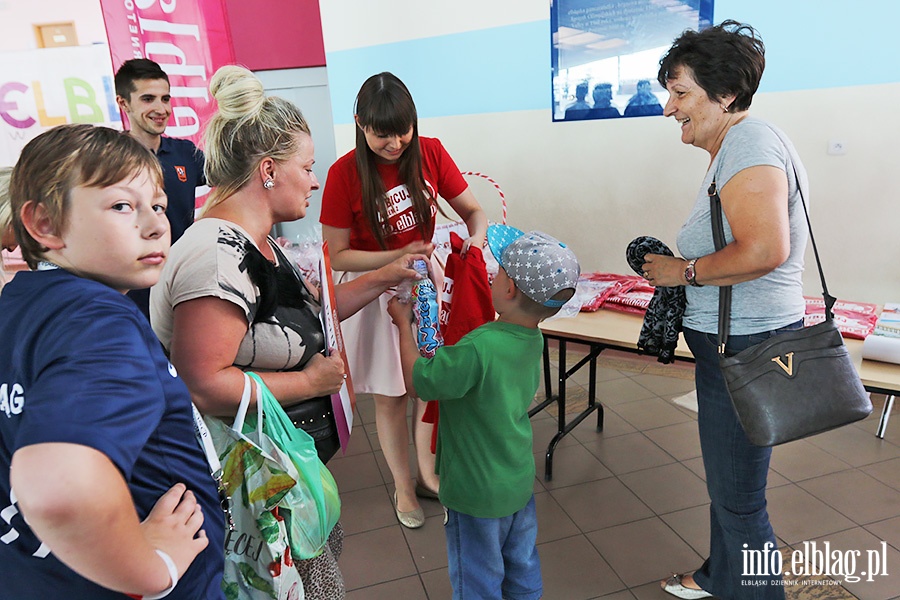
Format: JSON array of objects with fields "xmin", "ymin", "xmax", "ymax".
[{"xmin": 676, "ymin": 117, "xmax": 808, "ymax": 335}]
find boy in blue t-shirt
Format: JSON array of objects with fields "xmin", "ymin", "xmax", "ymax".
[
  {"xmin": 0, "ymin": 124, "xmax": 224, "ymax": 599},
  {"xmin": 388, "ymin": 225, "xmax": 580, "ymax": 600}
]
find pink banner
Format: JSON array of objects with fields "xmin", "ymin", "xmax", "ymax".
[{"xmin": 98, "ymin": 0, "xmax": 236, "ymax": 147}]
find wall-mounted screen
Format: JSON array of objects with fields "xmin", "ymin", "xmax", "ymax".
[{"xmin": 551, "ymin": 0, "xmax": 714, "ymax": 122}]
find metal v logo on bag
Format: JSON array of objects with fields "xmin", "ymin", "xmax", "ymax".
[{"xmin": 771, "ymin": 352, "xmax": 795, "ymax": 376}]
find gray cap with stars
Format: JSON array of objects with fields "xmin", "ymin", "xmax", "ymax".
[{"xmin": 487, "ymin": 224, "xmax": 581, "ymax": 308}]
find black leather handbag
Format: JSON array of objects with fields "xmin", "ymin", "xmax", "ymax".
[
  {"xmin": 709, "ymin": 167, "xmax": 871, "ymax": 447},
  {"xmin": 284, "ymin": 396, "xmax": 340, "ymax": 464}
]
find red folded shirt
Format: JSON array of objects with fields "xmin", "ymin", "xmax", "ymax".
[{"xmin": 423, "ymin": 232, "xmax": 495, "ymax": 453}]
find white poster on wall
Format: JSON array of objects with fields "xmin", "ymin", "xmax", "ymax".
[{"xmin": 0, "ymin": 44, "xmax": 121, "ymax": 167}]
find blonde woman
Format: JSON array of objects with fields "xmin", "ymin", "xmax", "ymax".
[{"xmin": 151, "ymin": 65, "xmax": 424, "ymax": 599}]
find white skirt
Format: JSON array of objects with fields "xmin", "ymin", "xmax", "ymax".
[{"xmin": 337, "ymin": 254, "xmax": 444, "ymax": 397}]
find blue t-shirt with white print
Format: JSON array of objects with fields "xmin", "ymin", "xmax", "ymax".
[{"xmin": 0, "ymin": 268, "xmax": 224, "ymax": 599}]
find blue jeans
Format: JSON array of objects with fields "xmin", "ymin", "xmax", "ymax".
[
  {"xmin": 685, "ymin": 321, "xmax": 802, "ymax": 600},
  {"xmin": 444, "ymin": 495, "xmax": 542, "ymax": 600}
]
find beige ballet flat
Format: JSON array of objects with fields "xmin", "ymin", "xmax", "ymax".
[{"xmin": 393, "ymin": 490, "xmax": 425, "ymax": 529}]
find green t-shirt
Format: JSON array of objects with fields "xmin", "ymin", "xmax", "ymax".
[{"xmin": 412, "ymin": 321, "xmax": 542, "ymax": 518}]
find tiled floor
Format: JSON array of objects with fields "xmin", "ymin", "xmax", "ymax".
[{"xmin": 327, "ymin": 344, "xmax": 900, "ymax": 600}]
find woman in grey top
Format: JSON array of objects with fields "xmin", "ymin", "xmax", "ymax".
[{"xmin": 641, "ymin": 21, "xmax": 808, "ymax": 600}]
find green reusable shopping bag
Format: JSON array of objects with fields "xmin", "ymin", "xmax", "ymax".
[
  {"xmin": 246, "ymin": 372, "xmax": 341, "ymax": 560},
  {"xmin": 204, "ymin": 374, "xmax": 305, "ymax": 600}
]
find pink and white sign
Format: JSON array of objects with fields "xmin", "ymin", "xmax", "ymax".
[
  {"xmin": 319, "ymin": 242, "xmax": 356, "ymax": 455},
  {"xmin": 99, "ymin": 0, "xmax": 236, "ymax": 146}
]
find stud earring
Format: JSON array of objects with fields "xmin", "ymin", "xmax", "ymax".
[
  {"xmin": 722, "ymin": 105, "xmax": 729, "ymax": 113},
  {"xmin": 263, "ymin": 178, "xmax": 274, "ymax": 189}
]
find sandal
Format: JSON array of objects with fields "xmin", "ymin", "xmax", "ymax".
[{"xmin": 661, "ymin": 573, "xmax": 713, "ymax": 599}]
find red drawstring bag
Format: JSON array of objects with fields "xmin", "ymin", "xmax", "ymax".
[{"xmin": 423, "ymin": 232, "xmax": 495, "ymax": 452}]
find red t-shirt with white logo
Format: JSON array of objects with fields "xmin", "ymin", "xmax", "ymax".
[{"xmin": 320, "ymin": 137, "xmax": 468, "ymax": 251}]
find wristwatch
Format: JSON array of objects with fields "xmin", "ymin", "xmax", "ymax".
[{"xmin": 684, "ymin": 258, "xmax": 703, "ymax": 287}]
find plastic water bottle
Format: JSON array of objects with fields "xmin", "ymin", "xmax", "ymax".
[
  {"xmin": 410, "ymin": 259, "xmax": 444, "ymax": 358},
  {"xmin": 396, "ymin": 273, "xmax": 414, "ymax": 304}
]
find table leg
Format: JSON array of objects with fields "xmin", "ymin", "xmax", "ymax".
[
  {"xmin": 534, "ymin": 338, "xmax": 604, "ymax": 481},
  {"xmin": 877, "ymin": 394, "xmax": 895, "ymax": 439},
  {"xmin": 591, "ymin": 350, "xmax": 603, "ymax": 432},
  {"xmin": 544, "ymin": 341, "xmax": 567, "ymax": 481},
  {"xmin": 542, "ymin": 336, "xmax": 553, "ymax": 402}
]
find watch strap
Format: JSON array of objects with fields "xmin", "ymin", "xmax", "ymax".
[{"xmin": 684, "ymin": 258, "xmax": 702, "ymax": 287}]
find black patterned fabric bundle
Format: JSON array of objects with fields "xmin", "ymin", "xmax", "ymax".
[{"xmin": 625, "ymin": 236, "xmax": 686, "ymax": 364}]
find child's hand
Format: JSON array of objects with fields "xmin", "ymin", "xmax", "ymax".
[
  {"xmin": 141, "ymin": 483, "xmax": 209, "ymax": 585},
  {"xmin": 387, "ymin": 296, "xmax": 414, "ymax": 327}
]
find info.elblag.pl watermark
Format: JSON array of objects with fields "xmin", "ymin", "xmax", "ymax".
[{"xmin": 741, "ymin": 541, "xmax": 890, "ymax": 586}]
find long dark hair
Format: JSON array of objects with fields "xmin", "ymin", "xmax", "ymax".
[{"xmin": 354, "ymin": 72, "xmax": 436, "ymax": 249}]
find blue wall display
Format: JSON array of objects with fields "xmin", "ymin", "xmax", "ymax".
[{"xmin": 551, "ymin": 0, "xmax": 714, "ymax": 122}]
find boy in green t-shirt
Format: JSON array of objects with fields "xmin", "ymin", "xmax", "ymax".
[{"xmin": 388, "ymin": 225, "xmax": 580, "ymax": 600}]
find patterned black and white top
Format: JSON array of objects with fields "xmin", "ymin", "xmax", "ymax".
[{"xmin": 152, "ymin": 218, "xmax": 326, "ymax": 371}]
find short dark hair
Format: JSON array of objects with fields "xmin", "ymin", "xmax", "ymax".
[
  {"xmin": 575, "ymin": 81, "xmax": 589, "ymax": 99},
  {"xmin": 657, "ymin": 20, "xmax": 765, "ymax": 112},
  {"xmin": 114, "ymin": 58, "xmax": 169, "ymax": 98}
]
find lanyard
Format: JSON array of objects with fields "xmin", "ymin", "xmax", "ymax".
[{"xmin": 191, "ymin": 401, "xmax": 237, "ymax": 532}]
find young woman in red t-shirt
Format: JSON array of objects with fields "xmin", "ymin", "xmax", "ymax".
[{"xmin": 320, "ymin": 72, "xmax": 486, "ymax": 527}]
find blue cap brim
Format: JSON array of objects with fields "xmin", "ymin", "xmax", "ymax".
[{"xmin": 486, "ymin": 224, "xmax": 525, "ymax": 270}]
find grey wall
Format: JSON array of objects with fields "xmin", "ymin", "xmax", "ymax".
[{"xmin": 257, "ymin": 66, "xmax": 336, "ymax": 244}]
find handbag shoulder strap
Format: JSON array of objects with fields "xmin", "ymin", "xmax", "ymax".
[
  {"xmin": 708, "ymin": 180, "xmax": 732, "ymax": 353},
  {"xmin": 711, "ymin": 157, "xmax": 833, "ymax": 355}
]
